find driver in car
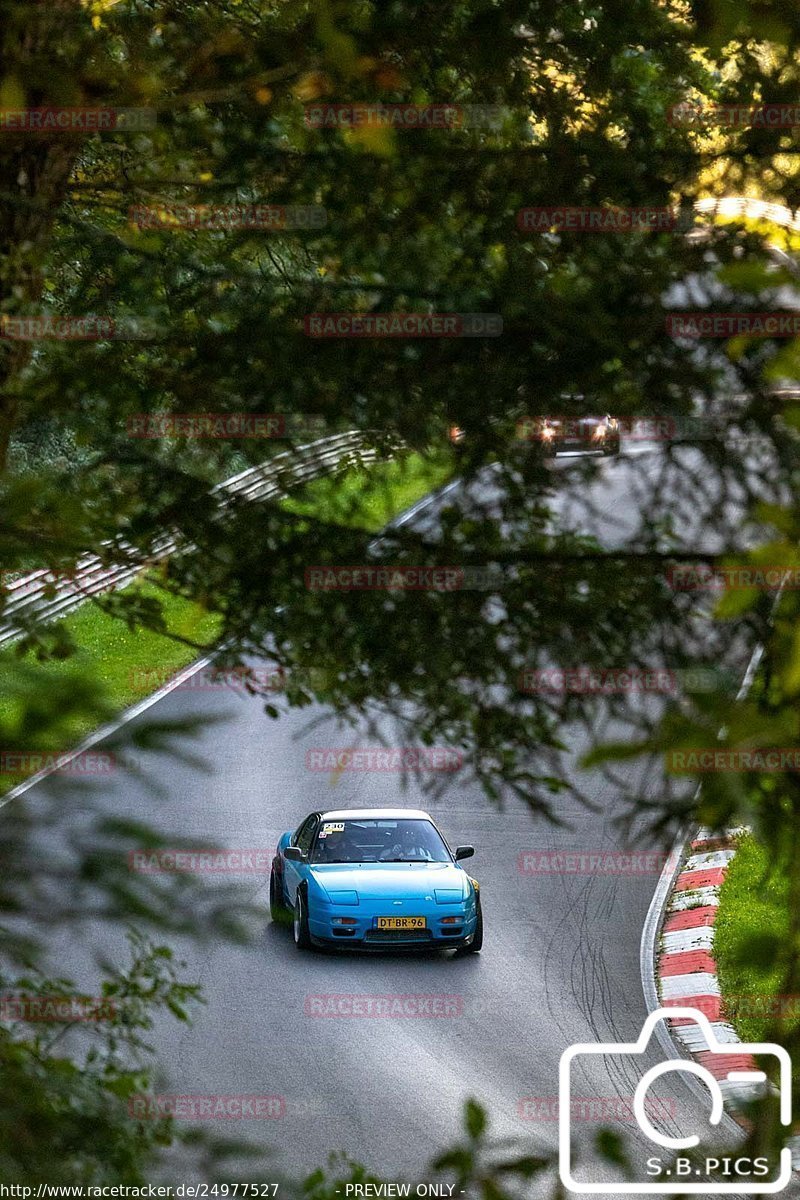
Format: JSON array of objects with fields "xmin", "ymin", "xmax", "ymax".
[
  {"xmin": 316, "ymin": 825, "xmax": 350, "ymax": 862},
  {"xmin": 379, "ymin": 825, "xmax": 432, "ymax": 862}
]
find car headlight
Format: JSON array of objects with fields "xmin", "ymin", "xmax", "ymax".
[
  {"xmin": 540, "ymin": 424, "xmax": 555, "ymax": 440},
  {"xmin": 326, "ymin": 890, "xmax": 359, "ymax": 905},
  {"xmin": 435, "ymin": 889, "xmax": 464, "ymax": 904},
  {"xmin": 592, "ymin": 424, "xmax": 607, "ymax": 440}
]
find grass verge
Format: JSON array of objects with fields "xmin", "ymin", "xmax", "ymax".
[
  {"xmin": 282, "ymin": 449, "xmax": 454, "ymax": 529},
  {"xmin": 48, "ymin": 581, "xmax": 223, "ymax": 714},
  {"xmin": 0, "ymin": 450, "xmax": 455, "ymax": 792},
  {"xmin": 0, "ymin": 582, "xmax": 223, "ymax": 795},
  {"xmin": 714, "ymin": 833, "xmax": 794, "ymax": 1042}
]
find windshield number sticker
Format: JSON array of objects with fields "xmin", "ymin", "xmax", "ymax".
[{"xmin": 319, "ymin": 822, "xmax": 345, "ymax": 838}]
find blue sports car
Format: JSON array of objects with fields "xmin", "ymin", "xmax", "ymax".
[{"xmin": 269, "ymin": 808, "xmax": 482, "ymax": 954}]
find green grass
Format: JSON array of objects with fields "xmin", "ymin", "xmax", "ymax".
[
  {"xmin": 282, "ymin": 450, "xmax": 455, "ymax": 531},
  {"xmin": 714, "ymin": 833, "xmax": 794, "ymax": 1042},
  {"xmin": 0, "ymin": 580, "xmax": 223, "ymax": 783},
  {"xmin": 54, "ymin": 580, "xmax": 223, "ymax": 712},
  {"xmin": 0, "ymin": 450, "xmax": 455, "ymax": 790}
]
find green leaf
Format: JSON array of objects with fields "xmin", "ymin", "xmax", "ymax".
[{"xmin": 464, "ymin": 1098, "xmax": 487, "ymax": 1141}]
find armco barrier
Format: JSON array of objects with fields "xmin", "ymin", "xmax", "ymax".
[{"xmin": 0, "ymin": 431, "xmax": 393, "ymax": 647}]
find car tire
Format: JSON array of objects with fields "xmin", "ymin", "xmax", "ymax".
[
  {"xmin": 270, "ymin": 866, "xmax": 290, "ymax": 924},
  {"xmin": 293, "ymin": 889, "xmax": 313, "ymax": 950},
  {"xmin": 455, "ymin": 897, "xmax": 483, "ymax": 955}
]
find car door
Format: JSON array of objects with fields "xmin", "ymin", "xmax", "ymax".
[{"xmin": 283, "ymin": 813, "xmax": 318, "ymax": 905}]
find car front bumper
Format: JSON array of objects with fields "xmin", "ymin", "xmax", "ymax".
[
  {"xmin": 548, "ymin": 433, "xmax": 619, "ymax": 453},
  {"xmin": 308, "ymin": 902, "xmax": 478, "ymax": 949}
]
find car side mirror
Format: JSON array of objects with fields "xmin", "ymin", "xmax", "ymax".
[
  {"xmin": 454, "ymin": 845, "xmax": 474, "ymax": 861},
  {"xmin": 284, "ymin": 846, "xmax": 307, "ymax": 863}
]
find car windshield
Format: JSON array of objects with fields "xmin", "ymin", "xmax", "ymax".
[{"xmin": 310, "ymin": 818, "xmax": 451, "ymax": 864}]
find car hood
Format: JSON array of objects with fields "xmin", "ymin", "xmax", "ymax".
[
  {"xmin": 309, "ymin": 861, "xmax": 467, "ymax": 900},
  {"xmin": 549, "ymin": 417, "xmax": 603, "ymax": 430}
]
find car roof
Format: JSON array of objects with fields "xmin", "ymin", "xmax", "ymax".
[{"xmin": 320, "ymin": 808, "xmax": 433, "ymax": 821}]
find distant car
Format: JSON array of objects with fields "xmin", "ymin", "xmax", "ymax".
[
  {"xmin": 270, "ymin": 808, "xmax": 482, "ymax": 954},
  {"xmin": 520, "ymin": 415, "xmax": 621, "ymax": 456}
]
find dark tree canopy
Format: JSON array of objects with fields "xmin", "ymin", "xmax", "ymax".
[{"xmin": 1, "ymin": 0, "xmax": 800, "ymax": 1187}]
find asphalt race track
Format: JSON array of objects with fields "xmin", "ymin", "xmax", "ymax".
[{"xmin": 12, "ymin": 439, "xmax": 758, "ymax": 1195}]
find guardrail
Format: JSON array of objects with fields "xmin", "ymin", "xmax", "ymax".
[
  {"xmin": 0, "ymin": 431, "xmax": 388, "ymax": 647},
  {"xmin": 695, "ymin": 196, "xmax": 800, "ymax": 232},
  {"xmin": 2, "ymin": 197, "xmax": 791, "ymax": 645}
]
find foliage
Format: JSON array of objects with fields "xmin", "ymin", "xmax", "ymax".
[{"xmin": 1, "ymin": 0, "xmax": 800, "ymax": 1185}]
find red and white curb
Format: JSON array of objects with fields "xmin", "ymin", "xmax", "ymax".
[
  {"xmin": 651, "ymin": 827, "xmax": 800, "ymax": 1171},
  {"xmin": 656, "ymin": 830, "xmax": 767, "ymax": 1111}
]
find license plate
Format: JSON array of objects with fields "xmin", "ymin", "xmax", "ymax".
[{"xmin": 377, "ymin": 916, "xmax": 427, "ymax": 930}]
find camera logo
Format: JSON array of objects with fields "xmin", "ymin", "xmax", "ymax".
[{"xmin": 559, "ymin": 1007, "xmax": 792, "ymax": 1193}]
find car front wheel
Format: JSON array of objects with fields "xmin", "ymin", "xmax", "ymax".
[
  {"xmin": 269, "ymin": 866, "xmax": 290, "ymax": 924},
  {"xmin": 455, "ymin": 898, "xmax": 483, "ymax": 955},
  {"xmin": 293, "ymin": 889, "xmax": 313, "ymax": 950}
]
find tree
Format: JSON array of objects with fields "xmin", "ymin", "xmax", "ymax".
[{"xmin": 2, "ymin": 0, "xmax": 800, "ymax": 1185}]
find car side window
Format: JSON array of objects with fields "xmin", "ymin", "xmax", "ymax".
[
  {"xmin": 295, "ymin": 816, "xmax": 318, "ymax": 856},
  {"xmin": 291, "ymin": 817, "xmax": 310, "ymax": 848}
]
